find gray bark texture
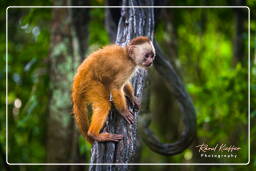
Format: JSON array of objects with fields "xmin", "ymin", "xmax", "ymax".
[
  {"xmin": 90, "ymin": 0, "xmax": 155, "ymax": 170},
  {"xmin": 90, "ymin": 0, "xmax": 197, "ymax": 169}
]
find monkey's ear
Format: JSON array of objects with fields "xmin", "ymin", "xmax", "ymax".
[{"xmin": 128, "ymin": 45, "xmax": 135, "ymax": 59}]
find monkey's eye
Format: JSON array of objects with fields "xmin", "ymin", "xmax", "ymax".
[{"xmin": 145, "ymin": 52, "xmax": 153, "ymax": 59}]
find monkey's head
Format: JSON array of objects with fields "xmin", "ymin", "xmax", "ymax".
[{"xmin": 127, "ymin": 36, "xmax": 156, "ymax": 68}]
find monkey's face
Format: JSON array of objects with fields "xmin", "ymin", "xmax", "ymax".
[
  {"xmin": 141, "ymin": 50, "xmax": 155, "ymax": 67},
  {"xmin": 129, "ymin": 42, "xmax": 155, "ymax": 68}
]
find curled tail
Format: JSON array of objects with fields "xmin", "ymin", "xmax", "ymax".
[{"xmin": 72, "ymin": 89, "xmax": 94, "ymax": 144}]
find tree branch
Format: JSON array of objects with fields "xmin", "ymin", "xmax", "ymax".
[{"xmin": 139, "ymin": 41, "xmax": 197, "ymax": 155}]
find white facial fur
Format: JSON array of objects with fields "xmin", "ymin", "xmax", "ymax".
[
  {"xmin": 132, "ymin": 41, "xmax": 155, "ymax": 65},
  {"xmin": 149, "ymin": 41, "xmax": 156, "ymax": 55}
]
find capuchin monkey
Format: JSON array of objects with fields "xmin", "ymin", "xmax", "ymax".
[{"xmin": 72, "ymin": 36, "xmax": 155, "ymax": 143}]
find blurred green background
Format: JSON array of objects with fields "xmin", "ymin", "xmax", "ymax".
[{"xmin": 1, "ymin": 0, "xmax": 255, "ymax": 170}]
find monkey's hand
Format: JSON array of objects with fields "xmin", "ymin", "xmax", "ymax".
[
  {"xmin": 130, "ymin": 96, "xmax": 141, "ymax": 112},
  {"xmin": 121, "ymin": 110, "xmax": 134, "ymax": 124},
  {"xmin": 132, "ymin": 97, "xmax": 141, "ymax": 111},
  {"xmin": 126, "ymin": 96, "xmax": 141, "ymax": 111}
]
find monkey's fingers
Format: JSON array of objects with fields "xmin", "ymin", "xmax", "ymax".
[
  {"xmin": 100, "ymin": 133, "xmax": 123, "ymax": 142},
  {"xmin": 129, "ymin": 110, "xmax": 135, "ymax": 115},
  {"xmin": 123, "ymin": 112, "xmax": 134, "ymax": 124},
  {"xmin": 107, "ymin": 133, "xmax": 123, "ymax": 142},
  {"xmin": 111, "ymin": 134, "xmax": 123, "ymax": 141}
]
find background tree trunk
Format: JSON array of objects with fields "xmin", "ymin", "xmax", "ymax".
[
  {"xmin": 233, "ymin": 0, "xmax": 245, "ymax": 65},
  {"xmin": 46, "ymin": 1, "xmax": 89, "ymax": 170},
  {"xmin": 46, "ymin": 4, "xmax": 74, "ymax": 170}
]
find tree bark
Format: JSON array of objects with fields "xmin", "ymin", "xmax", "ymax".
[
  {"xmin": 46, "ymin": 1, "xmax": 89, "ymax": 170},
  {"xmin": 46, "ymin": 4, "xmax": 73, "ymax": 170},
  {"xmin": 90, "ymin": 0, "xmax": 155, "ymax": 170}
]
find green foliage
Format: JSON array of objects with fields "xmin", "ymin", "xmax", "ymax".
[
  {"xmin": 151, "ymin": 7, "xmax": 250, "ymax": 167},
  {"xmin": 1, "ymin": 7, "xmax": 51, "ymax": 165},
  {"xmin": 87, "ymin": 8, "xmax": 110, "ymax": 53}
]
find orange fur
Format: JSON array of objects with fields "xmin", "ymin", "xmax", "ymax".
[
  {"xmin": 124, "ymin": 82, "xmax": 135, "ymax": 101},
  {"xmin": 71, "ymin": 36, "xmax": 154, "ymax": 143}
]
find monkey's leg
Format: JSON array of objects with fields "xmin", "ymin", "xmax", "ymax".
[
  {"xmin": 123, "ymin": 82, "xmax": 141, "ymax": 110},
  {"xmin": 111, "ymin": 88, "xmax": 134, "ymax": 124},
  {"xmin": 87, "ymin": 85, "xmax": 123, "ymax": 142},
  {"xmin": 87, "ymin": 101, "xmax": 123, "ymax": 142}
]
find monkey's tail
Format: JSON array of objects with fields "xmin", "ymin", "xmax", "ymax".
[{"xmin": 72, "ymin": 92, "xmax": 94, "ymax": 144}]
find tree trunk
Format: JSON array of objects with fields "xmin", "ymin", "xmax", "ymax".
[
  {"xmin": 46, "ymin": 4, "xmax": 74, "ymax": 170},
  {"xmin": 46, "ymin": 1, "xmax": 89, "ymax": 170},
  {"xmin": 233, "ymin": 0, "xmax": 245, "ymax": 65},
  {"xmin": 90, "ymin": 1, "xmax": 155, "ymax": 170}
]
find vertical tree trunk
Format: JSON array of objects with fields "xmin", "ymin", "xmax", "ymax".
[
  {"xmin": 70, "ymin": 1, "xmax": 90, "ymax": 169},
  {"xmin": 46, "ymin": 4, "xmax": 74, "ymax": 170},
  {"xmin": 90, "ymin": 1, "xmax": 155, "ymax": 170},
  {"xmin": 233, "ymin": 0, "xmax": 245, "ymax": 65},
  {"xmin": 46, "ymin": 1, "xmax": 89, "ymax": 170}
]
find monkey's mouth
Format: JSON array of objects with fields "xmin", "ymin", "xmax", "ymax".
[
  {"xmin": 142, "ymin": 57, "xmax": 155, "ymax": 67},
  {"xmin": 143, "ymin": 62, "xmax": 153, "ymax": 67}
]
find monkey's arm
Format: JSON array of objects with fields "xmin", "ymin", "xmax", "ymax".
[
  {"xmin": 123, "ymin": 82, "xmax": 141, "ymax": 110},
  {"xmin": 111, "ymin": 88, "xmax": 134, "ymax": 124},
  {"xmin": 123, "ymin": 82, "xmax": 134, "ymax": 99}
]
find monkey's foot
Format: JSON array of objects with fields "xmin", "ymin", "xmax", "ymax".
[
  {"xmin": 121, "ymin": 110, "xmax": 134, "ymax": 124},
  {"xmin": 96, "ymin": 133, "xmax": 123, "ymax": 142}
]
